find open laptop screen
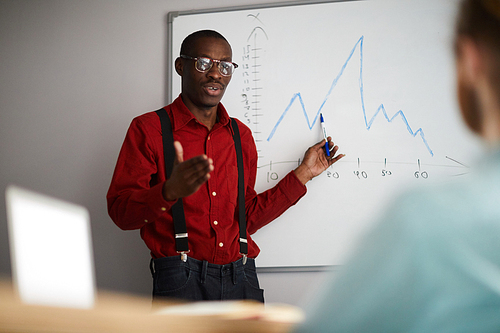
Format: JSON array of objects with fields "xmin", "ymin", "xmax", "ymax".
[{"xmin": 6, "ymin": 185, "xmax": 96, "ymax": 308}]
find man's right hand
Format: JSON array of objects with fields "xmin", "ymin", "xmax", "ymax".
[{"xmin": 162, "ymin": 141, "xmax": 214, "ymax": 201}]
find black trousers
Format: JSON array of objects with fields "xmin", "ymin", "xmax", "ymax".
[{"xmin": 150, "ymin": 256, "xmax": 265, "ymax": 302}]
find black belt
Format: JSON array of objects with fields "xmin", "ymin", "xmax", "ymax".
[{"xmin": 156, "ymin": 108, "xmax": 248, "ymax": 264}]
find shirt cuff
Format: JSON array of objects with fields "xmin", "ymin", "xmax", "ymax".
[
  {"xmin": 146, "ymin": 181, "xmax": 177, "ymax": 214},
  {"xmin": 280, "ymin": 171, "xmax": 307, "ymax": 205}
]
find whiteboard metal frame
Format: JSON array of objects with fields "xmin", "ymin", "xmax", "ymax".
[{"xmin": 164, "ymin": 0, "xmax": 466, "ymax": 271}]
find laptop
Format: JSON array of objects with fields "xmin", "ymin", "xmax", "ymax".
[{"xmin": 5, "ymin": 185, "xmax": 96, "ymax": 308}]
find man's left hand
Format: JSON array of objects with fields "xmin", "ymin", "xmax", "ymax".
[{"xmin": 294, "ymin": 137, "xmax": 345, "ymax": 185}]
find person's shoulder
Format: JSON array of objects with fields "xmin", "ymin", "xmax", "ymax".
[
  {"xmin": 129, "ymin": 109, "xmax": 163, "ymax": 129},
  {"xmin": 394, "ymin": 180, "xmax": 469, "ymax": 216},
  {"xmin": 124, "ymin": 109, "xmax": 165, "ymax": 144},
  {"xmin": 228, "ymin": 117, "xmax": 257, "ymax": 158},
  {"xmin": 388, "ymin": 172, "xmax": 494, "ymax": 234},
  {"xmin": 132, "ymin": 109, "xmax": 162, "ymax": 123},
  {"xmin": 230, "ymin": 117, "xmax": 253, "ymax": 137}
]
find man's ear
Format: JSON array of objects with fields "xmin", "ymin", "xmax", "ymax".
[
  {"xmin": 175, "ymin": 57, "xmax": 183, "ymax": 76},
  {"xmin": 457, "ymin": 37, "xmax": 484, "ymax": 84}
]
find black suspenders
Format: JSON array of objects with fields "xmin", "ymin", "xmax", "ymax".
[
  {"xmin": 231, "ymin": 117, "xmax": 248, "ymax": 262},
  {"xmin": 156, "ymin": 109, "xmax": 189, "ymax": 260},
  {"xmin": 155, "ymin": 109, "xmax": 248, "ymax": 264}
]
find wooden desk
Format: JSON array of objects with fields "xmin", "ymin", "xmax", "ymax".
[{"xmin": 0, "ymin": 280, "xmax": 303, "ymax": 333}]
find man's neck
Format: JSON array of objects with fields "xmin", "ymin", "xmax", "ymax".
[
  {"xmin": 180, "ymin": 94, "xmax": 219, "ymax": 131},
  {"xmin": 191, "ymin": 107, "xmax": 218, "ymax": 131}
]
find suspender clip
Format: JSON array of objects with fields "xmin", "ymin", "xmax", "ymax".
[
  {"xmin": 175, "ymin": 233, "xmax": 189, "ymax": 262},
  {"xmin": 239, "ymin": 237, "xmax": 248, "ymax": 265},
  {"xmin": 179, "ymin": 252, "xmax": 188, "ymax": 262}
]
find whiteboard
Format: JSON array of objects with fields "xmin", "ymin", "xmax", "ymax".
[{"xmin": 168, "ymin": 0, "xmax": 484, "ymax": 267}]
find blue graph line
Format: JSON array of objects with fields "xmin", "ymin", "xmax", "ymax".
[{"xmin": 266, "ymin": 36, "xmax": 434, "ymax": 157}]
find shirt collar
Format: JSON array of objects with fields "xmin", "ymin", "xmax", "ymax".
[{"xmin": 170, "ymin": 94, "xmax": 231, "ymax": 132}]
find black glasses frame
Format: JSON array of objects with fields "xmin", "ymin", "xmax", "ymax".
[{"xmin": 180, "ymin": 55, "xmax": 238, "ymax": 77}]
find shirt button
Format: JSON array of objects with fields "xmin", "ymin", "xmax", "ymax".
[
  {"xmin": 212, "ymin": 192, "xmax": 217, "ymax": 196},
  {"xmin": 213, "ymin": 221, "xmax": 218, "ymax": 225},
  {"xmin": 219, "ymin": 242, "xmax": 224, "ymax": 247},
  {"xmin": 161, "ymin": 207, "xmax": 166, "ymax": 211},
  {"xmin": 144, "ymin": 219, "xmax": 148, "ymax": 223}
]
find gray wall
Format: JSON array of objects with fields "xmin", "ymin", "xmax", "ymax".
[{"xmin": 0, "ymin": 0, "xmax": 327, "ymax": 307}]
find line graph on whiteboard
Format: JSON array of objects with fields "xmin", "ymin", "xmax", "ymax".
[
  {"xmin": 237, "ymin": 16, "xmax": 469, "ymax": 187},
  {"xmin": 266, "ymin": 36, "xmax": 433, "ymax": 156}
]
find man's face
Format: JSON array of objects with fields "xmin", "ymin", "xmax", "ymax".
[{"xmin": 177, "ymin": 36, "xmax": 233, "ymax": 112}]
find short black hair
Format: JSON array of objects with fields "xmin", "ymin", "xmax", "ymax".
[
  {"xmin": 456, "ymin": 0, "xmax": 500, "ymax": 52},
  {"xmin": 180, "ymin": 30, "xmax": 229, "ymax": 56},
  {"xmin": 456, "ymin": 0, "xmax": 500, "ymax": 96}
]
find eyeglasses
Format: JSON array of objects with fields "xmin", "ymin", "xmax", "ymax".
[{"xmin": 180, "ymin": 55, "xmax": 238, "ymax": 77}]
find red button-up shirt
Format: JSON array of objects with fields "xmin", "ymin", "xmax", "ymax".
[{"xmin": 107, "ymin": 96, "xmax": 307, "ymax": 264}]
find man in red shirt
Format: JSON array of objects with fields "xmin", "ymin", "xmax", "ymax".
[{"xmin": 107, "ymin": 30, "xmax": 344, "ymax": 302}]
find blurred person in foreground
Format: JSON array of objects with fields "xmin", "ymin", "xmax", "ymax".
[{"xmin": 295, "ymin": 0, "xmax": 500, "ymax": 332}]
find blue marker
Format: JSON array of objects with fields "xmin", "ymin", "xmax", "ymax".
[{"xmin": 320, "ymin": 113, "xmax": 330, "ymax": 157}]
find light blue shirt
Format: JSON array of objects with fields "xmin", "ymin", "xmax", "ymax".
[{"xmin": 296, "ymin": 150, "xmax": 500, "ymax": 332}]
